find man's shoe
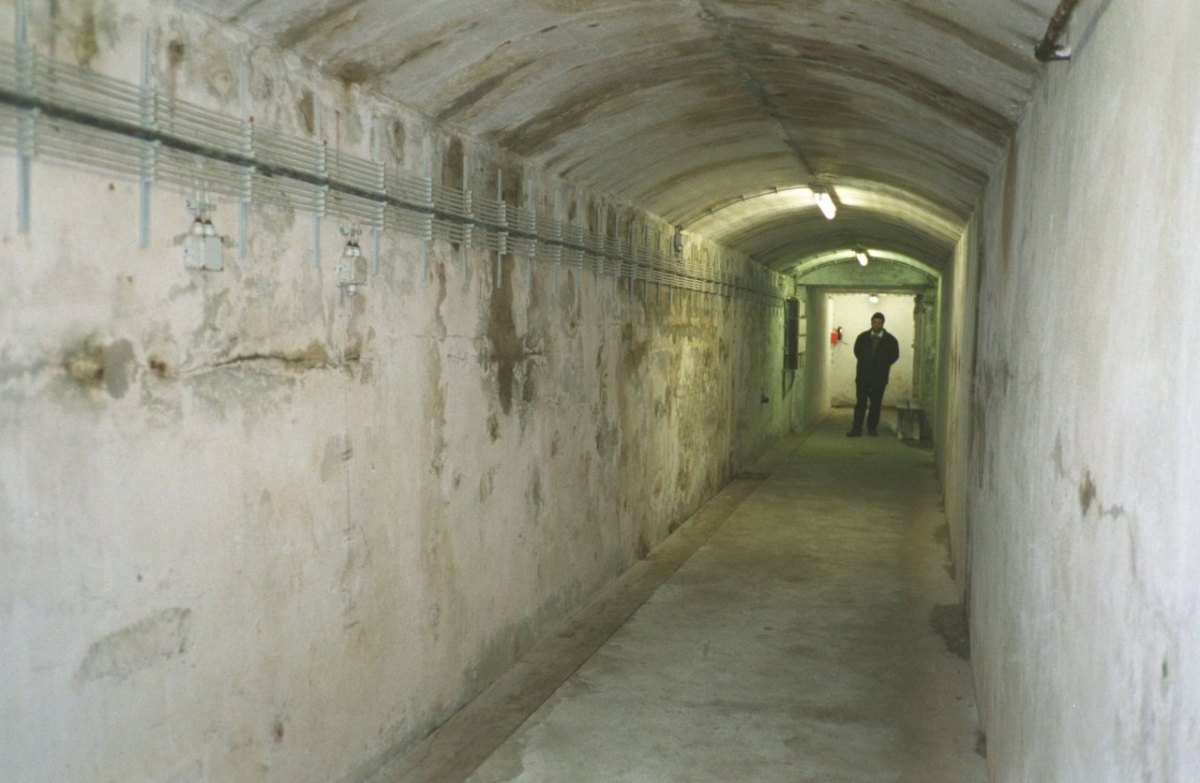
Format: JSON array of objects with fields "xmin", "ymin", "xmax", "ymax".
[
  {"xmin": 867, "ymin": 430, "xmax": 879, "ymax": 437},
  {"xmin": 846, "ymin": 430, "xmax": 862, "ymax": 437}
]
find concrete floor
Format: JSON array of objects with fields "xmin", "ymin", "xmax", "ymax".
[{"xmin": 382, "ymin": 413, "xmax": 986, "ymax": 782}]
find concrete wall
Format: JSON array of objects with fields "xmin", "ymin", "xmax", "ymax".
[
  {"xmin": 827, "ymin": 292, "xmax": 915, "ymax": 409},
  {"xmin": 956, "ymin": 0, "xmax": 1200, "ymax": 778},
  {"xmin": 913, "ymin": 289, "xmax": 939, "ymax": 414},
  {"xmin": 801, "ymin": 286, "xmax": 832, "ymax": 428},
  {"xmin": 731, "ymin": 293, "xmax": 794, "ymax": 470},
  {"xmin": 935, "ymin": 223, "xmax": 979, "ymax": 602},
  {"xmin": 0, "ymin": 3, "xmax": 794, "ymax": 781}
]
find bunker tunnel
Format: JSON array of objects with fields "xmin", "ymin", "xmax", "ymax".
[{"xmin": 2, "ymin": 0, "xmax": 1198, "ymax": 780}]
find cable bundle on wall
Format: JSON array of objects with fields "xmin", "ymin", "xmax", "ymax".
[{"xmin": 0, "ymin": 39, "xmax": 790, "ymax": 307}]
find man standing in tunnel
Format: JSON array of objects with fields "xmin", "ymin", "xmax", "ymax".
[{"xmin": 847, "ymin": 312, "xmax": 900, "ymax": 437}]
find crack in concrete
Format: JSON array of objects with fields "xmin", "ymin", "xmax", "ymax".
[
  {"xmin": 215, "ymin": 353, "xmax": 338, "ymax": 368},
  {"xmin": 693, "ymin": 0, "xmax": 816, "ymax": 181},
  {"xmin": 180, "ymin": 346, "xmax": 362, "ymax": 377}
]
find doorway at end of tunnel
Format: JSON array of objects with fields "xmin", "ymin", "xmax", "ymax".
[{"xmin": 826, "ymin": 292, "xmax": 916, "ymax": 409}]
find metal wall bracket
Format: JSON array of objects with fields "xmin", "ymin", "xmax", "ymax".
[{"xmin": 1035, "ymin": 0, "xmax": 1082, "ymax": 62}]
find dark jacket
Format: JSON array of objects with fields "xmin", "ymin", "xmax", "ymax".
[{"xmin": 853, "ymin": 328, "xmax": 900, "ymax": 386}]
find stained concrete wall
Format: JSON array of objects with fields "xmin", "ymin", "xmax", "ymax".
[
  {"xmin": 935, "ymin": 223, "xmax": 978, "ymax": 602},
  {"xmin": 800, "ymin": 286, "xmax": 832, "ymax": 429},
  {"xmin": 0, "ymin": 3, "xmax": 793, "ymax": 781},
  {"xmin": 953, "ymin": 0, "xmax": 1200, "ymax": 778},
  {"xmin": 731, "ymin": 293, "xmax": 794, "ymax": 471},
  {"xmin": 913, "ymin": 289, "xmax": 939, "ymax": 416}
]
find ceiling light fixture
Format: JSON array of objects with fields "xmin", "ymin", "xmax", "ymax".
[
  {"xmin": 868, "ymin": 294, "xmax": 879, "ymax": 304},
  {"xmin": 811, "ymin": 187, "xmax": 837, "ymax": 220},
  {"xmin": 855, "ymin": 248, "xmax": 870, "ymax": 266}
]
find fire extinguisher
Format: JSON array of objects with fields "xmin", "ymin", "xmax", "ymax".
[{"xmin": 830, "ymin": 326, "xmax": 843, "ymax": 346}]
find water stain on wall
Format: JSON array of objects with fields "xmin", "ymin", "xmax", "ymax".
[
  {"xmin": 334, "ymin": 60, "xmax": 371, "ymax": 86},
  {"xmin": 968, "ymin": 391, "xmax": 988, "ymax": 490},
  {"xmin": 73, "ymin": 8, "xmax": 99, "ymax": 66},
  {"xmin": 428, "ymin": 344, "xmax": 448, "ymax": 478},
  {"xmin": 47, "ymin": 0, "xmax": 119, "ymax": 67},
  {"xmin": 528, "ymin": 470, "xmax": 543, "ymax": 515},
  {"xmin": 388, "ymin": 119, "xmax": 406, "ymax": 164},
  {"xmin": 492, "ymin": 75, "xmax": 630, "ymax": 156},
  {"xmin": 200, "ymin": 35, "xmax": 237, "ymax": 102},
  {"xmin": 1078, "ymin": 470, "xmax": 1096, "ymax": 515},
  {"xmin": 457, "ymin": 584, "xmax": 581, "ymax": 709},
  {"xmin": 62, "ymin": 337, "xmax": 135, "ymax": 399},
  {"xmin": 164, "ymin": 37, "xmax": 187, "ymax": 101},
  {"xmin": 676, "ymin": 455, "xmax": 693, "ymax": 494},
  {"xmin": 620, "ymin": 323, "xmax": 650, "ymax": 371},
  {"xmin": 442, "ymin": 137, "xmax": 464, "ymax": 190},
  {"xmin": 433, "ymin": 261, "xmax": 450, "ymax": 338},
  {"xmin": 999, "ymin": 136, "xmax": 1020, "ymax": 282},
  {"xmin": 101, "ymin": 340, "xmax": 136, "ymax": 399},
  {"xmin": 63, "ymin": 340, "xmax": 105, "ymax": 389},
  {"xmin": 325, "ymin": 19, "xmax": 478, "ymax": 86},
  {"xmin": 933, "ymin": 522, "xmax": 956, "ymax": 580},
  {"xmin": 337, "ymin": 518, "xmax": 372, "ymax": 617},
  {"xmin": 897, "ymin": 3, "xmax": 1035, "ymax": 74},
  {"xmin": 1051, "ymin": 432, "xmax": 1067, "ymax": 479},
  {"xmin": 486, "ymin": 260, "xmax": 540, "ymax": 416},
  {"xmin": 320, "ymin": 433, "xmax": 353, "ymax": 483},
  {"xmin": 929, "ymin": 603, "xmax": 970, "ymax": 660},
  {"xmin": 297, "ymin": 90, "xmax": 315, "ymax": 135},
  {"xmin": 274, "ymin": 0, "xmax": 367, "ymax": 50},
  {"xmin": 437, "ymin": 59, "xmax": 537, "ymax": 123},
  {"xmin": 76, "ymin": 607, "xmax": 192, "ymax": 683},
  {"xmin": 594, "ymin": 415, "xmax": 615, "ymax": 458}
]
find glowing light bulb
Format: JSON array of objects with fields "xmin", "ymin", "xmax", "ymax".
[{"xmin": 813, "ymin": 190, "xmax": 837, "ymax": 220}]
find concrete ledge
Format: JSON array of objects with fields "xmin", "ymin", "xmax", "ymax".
[{"xmin": 371, "ymin": 431, "xmax": 812, "ymax": 782}]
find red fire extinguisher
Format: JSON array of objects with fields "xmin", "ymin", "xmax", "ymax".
[{"xmin": 830, "ymin": 326, "xmax": 843, "ymax": 345}]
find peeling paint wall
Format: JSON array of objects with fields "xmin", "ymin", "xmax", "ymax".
[
  {"xmin": 958, "ymin": 0, "xmax": 1200, "ymax": 778},
  {"xmin": 0, "ymin": 3, "xmax": 793, "ymax": 781}
]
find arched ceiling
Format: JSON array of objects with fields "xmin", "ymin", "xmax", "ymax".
[
  {"xmin": 186, "ymin": 0, "xmax": 1056, "ymax": 273},
  {"xmin": 793, "ymin": 249, "xmax": 941, "ymax": 283},
  {"xmin": 684, "ymin": 182, "xmax": 960, "ymax": 272}
]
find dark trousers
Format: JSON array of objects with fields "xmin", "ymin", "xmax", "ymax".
[{"xmin": 851, "ymin": 381, "xmax": 886, "ymax": 433}]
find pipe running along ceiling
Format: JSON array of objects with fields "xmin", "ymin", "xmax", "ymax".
[{"xmin": 184, "ymin": 0, "xmax": 1057, "ymax": 274}]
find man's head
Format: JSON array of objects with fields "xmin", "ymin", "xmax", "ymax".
[{"xmin": 870, "ymin": 312, "xmax": 885, "ymax": 333}]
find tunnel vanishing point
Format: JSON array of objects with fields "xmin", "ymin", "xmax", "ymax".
[{"xmin": 1, "ymin": 0, "xmax": 1198, "ymax": 780}]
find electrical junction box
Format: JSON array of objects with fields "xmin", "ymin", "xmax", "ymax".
[{"xmin": 182, "ymin": 218, "xmax": 224, "ymax": 271}]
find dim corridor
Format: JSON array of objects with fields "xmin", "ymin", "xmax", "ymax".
[{"xmin": 382, "ymin": 414, "xmax": 986, "ymax": 782}]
